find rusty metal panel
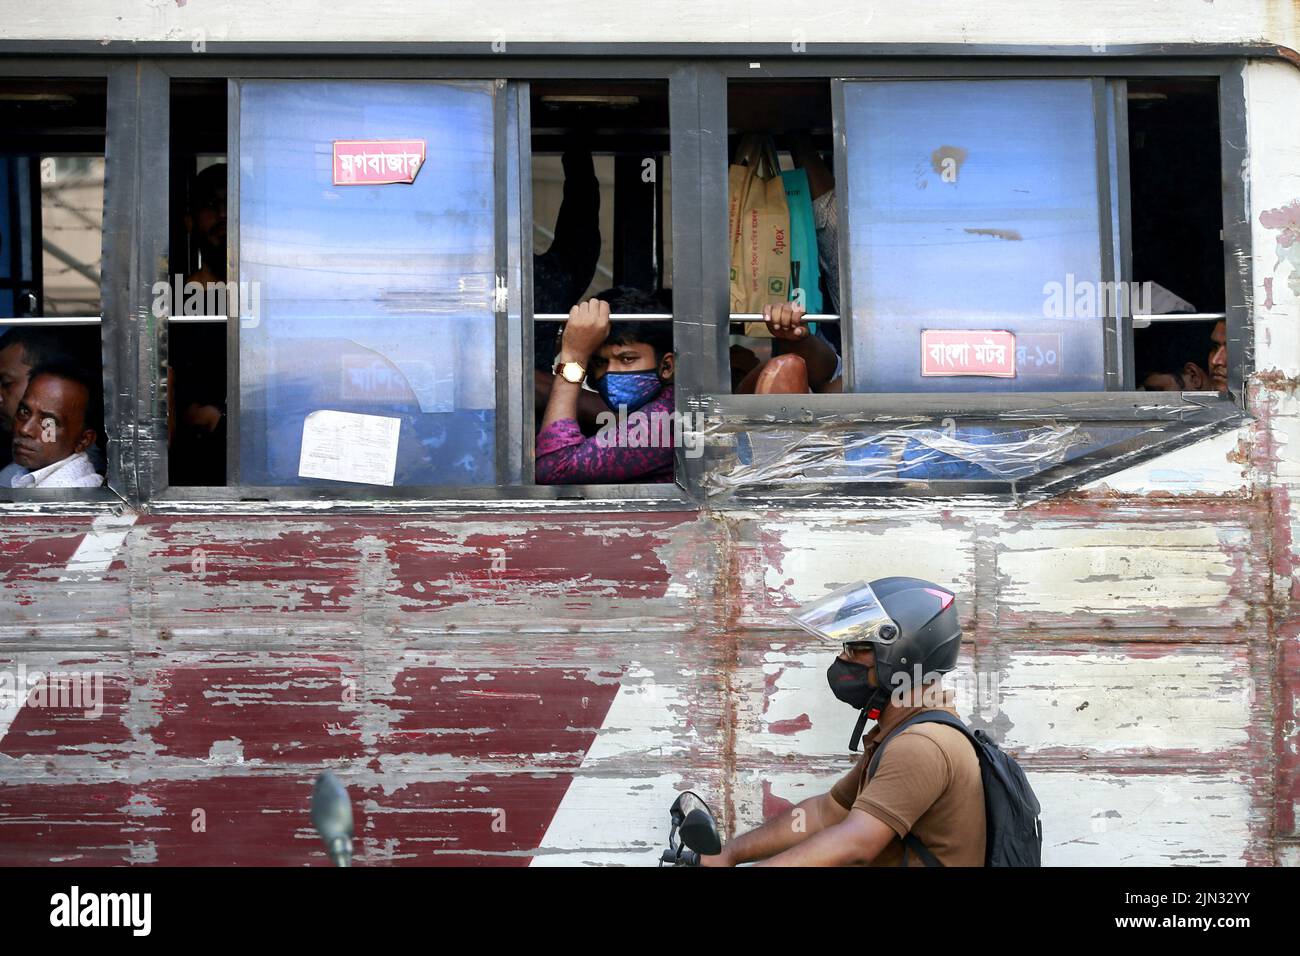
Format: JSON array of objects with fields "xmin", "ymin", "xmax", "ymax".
[{"xmin": 0, "ymin": 494, "xmax": 1287, "ymax": 865}]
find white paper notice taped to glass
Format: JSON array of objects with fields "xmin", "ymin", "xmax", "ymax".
[{"xmin": 298, "ymin": 410, "xmax": 401, "ymax": 486}]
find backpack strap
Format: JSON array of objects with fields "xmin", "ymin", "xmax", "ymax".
[
  {"xmin": 866, "ymin": 710, "xmax": 976, "ymax": 869},
  {"xmin": 902, "ymin": 834, "xmax": 943, "ymax": 868},
  {"xmin": 866, "ymin": 710, "xmax": 973, "ymax": 779}
]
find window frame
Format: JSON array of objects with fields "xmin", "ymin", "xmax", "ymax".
[
  {"xmin": 0, "ymin": 60, "xmax": 135, "ymax": 507},
  {"xmin": 0, "ymin": 52, "xmax": 1255, "ymax": 511},
  {"xmin": 691, "ymin": 57, "xmax": 1251, "ymax": 500},
  {"xmin": 141, "ymin": 59, "xmax": 696, "ymax": 507}
]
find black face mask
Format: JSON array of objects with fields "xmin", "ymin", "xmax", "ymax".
[
  {"xmin": 827, "ymin": 656, "xmax": 890, "ymax": 752},
  {"xmin": 826, "ymin": 656, "xmax": 874, "ymax": 709}
]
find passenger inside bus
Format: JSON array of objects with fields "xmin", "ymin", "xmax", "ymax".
[
  {"xmin": 532, "ymin": 139, "xmax": 605, "ymax": 432},
  {"xmin": 727, "ymin": 133, "xmax": 844, "ymax": 395},
  {"xmin": 0, "ymin": 359, "xmax": 103, "ymax": 488},
  {"xmin": 724, "ymin": 83, "xmax": 843, "ymax": 394},
  {"xmin": 185, "ymin": 163, "xmax": 227, "ymax": 287},
  {"xmin": 529, "ymin": 81, "xmax": 675, "ymax": 484},
  {"xmin": 1, "ymin": 79, "xmax": 109, "ymax": 488},
  {"xmin": 733, "ymin": 302, "xmax": 842, "ymax": 394},
  {"xmin": 1208, "ymin": 319, "xmax": 1228, "ymax": 391},
  {"xmin": 1136, "ymin": 320, "xmax": 1229, "ymax": 391},
  {"xmin": 536, "ymin": 288, "xmax": 674, "ymax": 485},
  {"xmin": 1140, "ymin": 362, "xmax": 1213, "ymax": 391},
  {"xmin": 169, "ymin": 356, "xmax": 226, "ymax": 486},
  {"xmin": 168, "ymin": 156, "xmax": 229, "ymax": 485},
  {"xmin": 0, "ymin": 328, "xmax": 68, "ymax": 470}
]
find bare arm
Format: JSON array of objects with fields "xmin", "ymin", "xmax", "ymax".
[
  {"xmin": 754, "ymin": 808, "xmax": 896, "ymax": 867},
  {"xmin": 540, "ymin": 299, "xmax": 610, "ymax": 432},
  {"xmin": 534, "ymin": 369, "xmax": 609, "ymax": 433},
  {"xmin": 702, "ymin": 791, "xmax": 849, "ymax": 867},
  {"xmin": 766, "ymin": 302, "xmax": 839, "ymax": 389}
]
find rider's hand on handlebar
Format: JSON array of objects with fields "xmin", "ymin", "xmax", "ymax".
[{"xmin": 697, "ymin": 845, "xmax": 734, "ymax": 867}]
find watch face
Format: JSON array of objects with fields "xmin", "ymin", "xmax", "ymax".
[{"xmin": 557, "ymin": 362, "xmax": 584, "ymax": 384}]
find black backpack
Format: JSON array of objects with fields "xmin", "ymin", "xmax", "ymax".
[{"xmin": 866, "ymin": 711, "xmax": 1043, "ymax": 867}]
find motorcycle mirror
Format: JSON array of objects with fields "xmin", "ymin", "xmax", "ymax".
[
  {"xmin": 311, "ymin": 770, "xmax": 355, "ymax": 867},
  {"xmin": 670, "ymin": 791, "xmax": 721, "ymax": 856},
  {"xmin": 680, "ymin": 808, "xmax": 722, "ymax": 856}
]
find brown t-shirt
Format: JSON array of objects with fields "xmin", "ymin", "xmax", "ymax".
[{"xmin": 830, "ymin": 694, "xmax": 986, "ymax": 867}]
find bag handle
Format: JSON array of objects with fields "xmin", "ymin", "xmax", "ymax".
[{"xmin": 733, "ymin": 133, "xmax": 781, "ymax": 180}]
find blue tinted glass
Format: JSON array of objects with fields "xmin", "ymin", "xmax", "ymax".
[
  {"xmin": 238, "ymin": 80, "xmax": 497, "ymax": 486},
  {"xmin": 843, "ymin": 79, "xmax": 1108, "ymax": 392}
]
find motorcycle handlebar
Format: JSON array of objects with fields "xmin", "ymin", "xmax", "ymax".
[{"xmin": 660, "ymin": 847, "xmax": 701, "ymax": 867}]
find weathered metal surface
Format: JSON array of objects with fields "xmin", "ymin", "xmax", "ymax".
[{"xmin": 0, "ymin": 490, "xmax": 1288, "ymax": 865}]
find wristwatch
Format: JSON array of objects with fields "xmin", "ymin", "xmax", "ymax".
[{"xmin": 553, "ymin": 359, "xmax": 586, "ymax": 384}]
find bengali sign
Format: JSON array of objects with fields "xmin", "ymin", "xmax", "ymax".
[
  {"xmin": 921, "ymin": 329, "xmax": 1017, "ymax": 378},
  {"xmin": 332, "ymin": 139, "xmax": 426, "ymax": 186}
]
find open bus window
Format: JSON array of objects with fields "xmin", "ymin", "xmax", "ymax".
[
  {"xmin": 0, "ymin": 78, "xmax": 108, "ymax": 491},
  {"xmin": 724, "ymin": 80, "xmax": 840, "ymax": 395},
  {"xmin": 724, "ymin": 76, "xmax": 1228, "ymax": 399},
  {"xmin": 705, "ymin": 75, "xmax": 1237, "ymax": 495},
  {"xmin": 1128, "ymin": 78, "xmax": 1226, "ymax": 392},
  {"xmin": 529, "ymin": 81, "xmax": 677, "ymax": 486},
  {"xmin": 168, "ymin": 79, "xmax": 228, "ymax": 487}
]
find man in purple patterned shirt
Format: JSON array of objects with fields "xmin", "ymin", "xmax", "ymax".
[{"xmin": 536, "ymin": 295, "xmax": 675, "ymax": 485}]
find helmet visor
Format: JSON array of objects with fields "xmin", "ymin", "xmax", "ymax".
[{"xmin": 788, "ymin": 580, "xmax": 899, "ymax": 647}]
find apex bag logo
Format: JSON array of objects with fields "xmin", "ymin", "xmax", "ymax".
[{"xmin": 49, "ymin": 886, "xmax": 151, "ymax": 937}]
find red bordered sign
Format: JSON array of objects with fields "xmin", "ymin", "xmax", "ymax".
[
  {"xmin": 921, "ymin": 329, "xmax": 1017, "ymax": 378},
  {"xmin": 332, "ymin": 140, "xmax": 426, "ymax": 186}
]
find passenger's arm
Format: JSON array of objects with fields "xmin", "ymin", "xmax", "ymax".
[
  {"xmin": 766, "ymin": 302, "xmax": 840, "ymax": 388},
  {"xmin": 701, "ymin": 791, "xmax": 849, "ymax": 867},
  {"xmin": 545, "ymin": 142, "xmax": 601, "ymax": 301},
  {"xmin": 534, "ymin": 369, "xmax": 610, "ymax": 434},
  {"xmin": 540, "ymin": 299, "xmax": 609, "ymax": 432}
]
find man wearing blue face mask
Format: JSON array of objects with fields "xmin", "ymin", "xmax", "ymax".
[{"xmin": 536, "ymin": 290, "xmax": 675, "ymax": 485}]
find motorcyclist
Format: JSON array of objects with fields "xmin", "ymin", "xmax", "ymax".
[{"xmin": 702, "ymin": 576, "xmax": 986, "ymax": 867}]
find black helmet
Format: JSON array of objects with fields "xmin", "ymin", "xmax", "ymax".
[
  {"xmin": 867, "ymin": 576, "xmax": 963, "ymax": 694},
  {"xmin": 791, "ymin": 576, "xmax": 962, "ymax": 749}
]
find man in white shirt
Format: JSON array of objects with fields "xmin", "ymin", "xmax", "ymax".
[
  {"xmin": 0, "ymin": 327, "xmax": 65, "ymax": 471},
  {"xmin": 0, "ymin": 361, "xmax": 104, "ymax": 489}
]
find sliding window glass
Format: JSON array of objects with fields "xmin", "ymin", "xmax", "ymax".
[
  {"xmin": 233, "ymin": 79, "xmax": 501, "ymax": 488},
  {"xmin": 841, "ymin": 79, "xmax": 1110, "ymax": 393}
]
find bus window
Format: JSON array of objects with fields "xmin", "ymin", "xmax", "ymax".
[
  {"xmin": 841, "ymin": 78, "xmax": 1109, "ymax": 393},
  {"xmin": 724, "ymin": 80, "xmax": 840, "ymax": 395},
  {"xmin": 833, "ymin": 76, "xmax": 1227, "ymax": 396},
  {"xmin": 0, "ymin": 79, "xmax": 108, "ymax": 491},
  {"xmin": 234, "ymin": 79, "xmax": 499, "ymax": 488},
  {"xmin": 529, "ymin": 82, "xmax": 677, "ymax": 486},
  {"xmin": 1128, "ymin": 79, "xmax": 1226, "ymax": 392},
  {"xmin": 167, "ymin": 79, "xmax": 228, "ymax": 487}
]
